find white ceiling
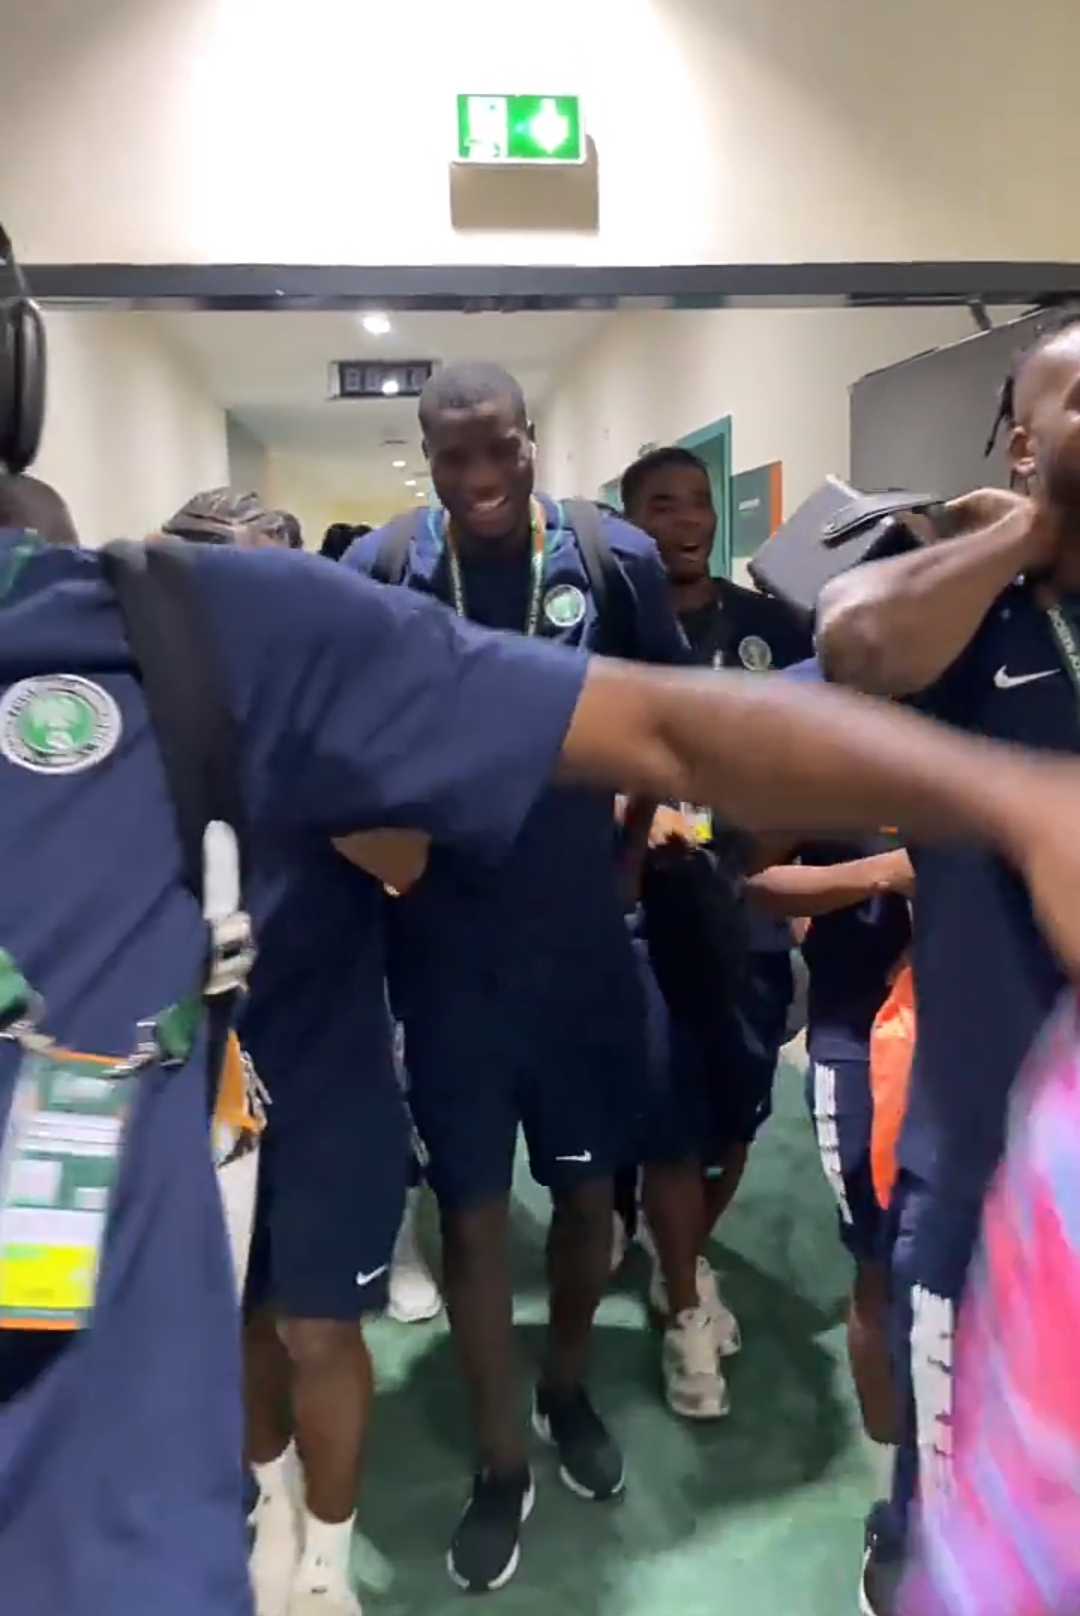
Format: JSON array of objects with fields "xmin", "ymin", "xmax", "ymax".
[{"xmin": 150, "ymin": 309, "xmax": 611, "ymax": 508}]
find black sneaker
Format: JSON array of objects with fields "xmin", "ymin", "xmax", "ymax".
[
  {"xmin": 447, "ymin": 1465, "xmax": 535, "ymax": 1593},
  {"xmin": 859, "ymin": 1502, "xmax": 904, "ymax": 1616},
  {"xmin": 532, "ymin": 1384, "xmax": 626, "ymax": 1500}
]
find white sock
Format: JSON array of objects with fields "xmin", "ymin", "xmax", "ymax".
[
  {"xmin": 298, "ymin": 1513, "xmax": 355, "ymax": 1588},
  {"xmin": 253, "ymin": 1442, "xmax": 296, "ymax": 1507}
]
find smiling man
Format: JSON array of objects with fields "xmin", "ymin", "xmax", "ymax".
[{"xmin": 347, "ymin": 363, "xmax": 688, "ymax": 1593}]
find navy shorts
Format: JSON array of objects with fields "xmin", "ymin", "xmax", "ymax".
[
  {"xmin": 804, "ymin": 1050, "xmax": 884, "ymax": 1262},
  {"xmin": 635, "ymin": 940, "xmax": 793, "ymax": 1167},
  {"xmin": 403, "ymin": 991, "xmax": 647, "ymax": 1211},
  {"xmin": 879, "ymin": 1170, "xmax": 982, "ymax": 1557},
  {"xmin": 245, "ymin": 1061, "xmax": 410, "ymax": 1321}
]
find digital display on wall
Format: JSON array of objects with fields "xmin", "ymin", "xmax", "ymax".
[{"xmin": 329, "ymin": 361, "xmax": 436, "ymax": 400}]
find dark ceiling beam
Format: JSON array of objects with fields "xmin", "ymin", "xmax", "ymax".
[{"xmin": 23, "ymin": 260, "xmax": 1080, "ymax": 312}]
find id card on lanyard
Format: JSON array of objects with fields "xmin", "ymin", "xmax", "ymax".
[{"xmin": 0, "ymin": 1047, "xmax": 133, "ymax": 1331}]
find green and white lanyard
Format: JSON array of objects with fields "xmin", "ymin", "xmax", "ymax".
[
  {"xmin": 1045, "ymin": 602, "xmax": 1080, "ymax": 707},
  {"xmin": 442, "ymin": 498, "xmax": 548, "ymax": 637}
]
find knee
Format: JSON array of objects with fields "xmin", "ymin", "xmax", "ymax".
[
  {"xmin": 552, "ymin": 1177, "xmax": 613, "ymax": 1234},
  {"xmin": 277, "ymin": 1317, "xmax": 362, "ymax": 1375},
  {"xmin": 439, "ymin": 1196, "xmax": 509, "ymax": 1263}
]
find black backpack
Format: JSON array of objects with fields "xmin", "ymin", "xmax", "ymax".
[
  {"xmin": 640, "ymin": 826, "xmax": 753, "ymax": 1036},
  {"xmin": 99, "ymin": 539, "xmax": 251, "ymax": 1112},
  {"xmin": 367, "ymin": 499, "xmax": 640, "ymax": 658}
]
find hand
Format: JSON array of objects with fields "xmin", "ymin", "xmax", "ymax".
[
  {"xmin": 898, "ymin": 488, "xmax": 1023, "ymax": 545},
  {"xmin": 332, "ymin": 828, "xmax": 429, "ymax": 892},
  {"xmin": 868, "ymin": 849, "xmax": 915, "ymax": 899},
  {"xmin": 647, "ymin": 805, "xmax": 698, "ymax": 848},
  {"xmin": 942, "ymin": 487, "xmax": 1032, "ymax": 536},
  {"xmin": 903, "ymin": 489, "xmax": 1056, "ymax": 572}
]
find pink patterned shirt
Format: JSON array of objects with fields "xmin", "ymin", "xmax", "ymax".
[{"xmin": 902, "ymin": 991, "xmax": 1080, "ymax": 1616}]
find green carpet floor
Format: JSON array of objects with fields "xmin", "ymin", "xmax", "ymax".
[{"xmin": 357, "ymin": 1053, "xmax": 885, "ymax": 1615}]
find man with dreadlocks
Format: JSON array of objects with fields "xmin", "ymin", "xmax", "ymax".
[{"xmin": 816, "ymin": 313, "xmax": 1080, "ymax": 1616}]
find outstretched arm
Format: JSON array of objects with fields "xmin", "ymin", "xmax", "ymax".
[
  {"xmin": 746, "ymin": 850, "xmax": 914, "ymax": 919},
  {"xmin": 555, "ymin": 658, "xmax": 1080, "ymax": 970}
]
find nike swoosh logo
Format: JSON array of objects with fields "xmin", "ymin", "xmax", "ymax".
[
  {"xmin": 993, "ymin": 666, "xmax": 1058, "ymax": 690},
  {"xmin": 556, "ymin": 1152, "xmax": 593, "ymax": 1164},
  {"xmin": 355, "ymin": 1264, "xmax": 389, "ymax": 1288}
]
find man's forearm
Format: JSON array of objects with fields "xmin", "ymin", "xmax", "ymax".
[
  {"xmin": 746, "ymin": 855, "xmax": 900, "ymax": 919},
  {"xmin": 562, "ymin": 661, "xmax": 1038, "ymax": 868},
  {"xmin": 815, "ymin": 506, "xmax": 1040, "ymax": 695},
  {"xmin": 661, "ymin": 673, "xmax": 1033, "ymax": 857}
]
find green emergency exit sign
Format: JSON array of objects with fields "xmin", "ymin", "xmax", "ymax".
[{"xmin": 455, "ymin": 95, "xmax": 585, "ymax": 165}]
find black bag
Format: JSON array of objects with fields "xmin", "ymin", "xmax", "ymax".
[
  {"xmin": 99, "ymin": 538, "xmax": 250, "ymax": 1110},
  {"xmin": 368, "ymin": 499, "xmax": 639, "ymax": 658},
  {"xmin": 640, "ymin": 826, "xmax": 753, "ymax": 1039},
  {"xmin": 748, "ymin": 477, "xmax": 951, "ymax": 615}
]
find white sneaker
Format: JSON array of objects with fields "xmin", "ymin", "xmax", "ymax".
[
  {"xmin": 288, "ymin": 1561, "xmax": 363, "ymax": 1616},
  {"xmin": 693, "ymin": 1258, "xmax": 742, "ymax": 1357},
  {"xmin": 649, "ymin": 1255, "xmax": 741, "ymax": 1357},
  {"xmin": 249, "ymin": 1455, "xmax": 303, "ymax": 1616},
  {"xmin": 662, "ymin": 1307, "xmax": 730, "ymax": 1420},
  {"xmin": 387, "ymin": 1192, "xmax": 442, "ymax": 1324}
]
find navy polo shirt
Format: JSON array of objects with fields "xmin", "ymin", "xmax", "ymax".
[
  {"xmin": 679, "ymin": 576, "xmax": 813, "ymax": 676},
  {"xmin": 779, "ymin": 659, "xmax": 910, "ymax": 1060},
  {"xmin": 0, "ymin": 532, "xmax": 586, "ymax": 1616},
  {"xmin": 346, "ymin": 497, "xmax": 688, "ymax": 1053},
  {"xmin": 899, "ymin": 581, "xmax": 1074, "ymax": 1201},
  {"xmin": 798, "ymin": 841, "xmax": 911, "ymax": 1064}
]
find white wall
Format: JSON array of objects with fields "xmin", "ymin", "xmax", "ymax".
[
  {"xmin": 35, "ymin": 311, "xmax": 228, "ymax": 544},
  {"xmin": 225, "ymin": 415, "xmax": 270, "ymax": 498},
  {"xmin": 4, "ymin": 0, "xmax": 1078, "ymax": 266},
  {"xmin": 264, "ymin": 453, "xmax": 410, "ymax": 550},
  {"xmin": 537, "ymin": 307, "xmax": 1009, "ymax": 513}
]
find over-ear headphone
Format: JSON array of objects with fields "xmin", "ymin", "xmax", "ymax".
[{"xmin": 0, "ymin": 227, "xmax": 46, "ymax": 475}]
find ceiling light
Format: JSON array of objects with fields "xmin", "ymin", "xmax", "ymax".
[
  {"xmin": 392, "ymin": 458, "xmax": 406, "ymax": 469},
  {"xmin": 415, "ymin": 490, "xmax": 426, "ymax": 499},
  {"xmin": 380, "ymin": 377, "xmax": 400, "ymax": 396},
  {"xmin": 363, "ymin": 312, "xmax": 391, "ymax": 336}
]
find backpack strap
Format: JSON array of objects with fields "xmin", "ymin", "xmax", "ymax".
[
  {"xmin": 563, "ymin": 499, "xmax": 638, "ymax": 659},
  {"xmin": 367, "ymin": 511, "xmax": 423, "ymax": 586},
  {"xmin": 99, "ymin": 538, "xmax": 255, "ymax": 1110}
]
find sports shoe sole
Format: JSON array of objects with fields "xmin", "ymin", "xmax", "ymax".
[
  {"xmin": 445, "ymin": 1476, "xmax": 536, "ymax": 1594},
  {"xmin": 530, "ymin": 1403, "xmax": 626, "ymax": 1501},
  {"xmin": 666, "ymin": 1381, "xmax": 731, "ymax": 1420},
  {"xmin": 387, "ymin": 1291, "xmax": 443, "ymax": 1324}
]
